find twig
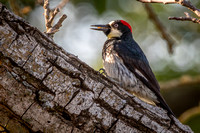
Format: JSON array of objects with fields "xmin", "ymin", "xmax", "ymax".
[
  {"xmin": 138, "ymin": 0, "xmax": 176, "ymax": 4},
  {"xmin": 47, "ymin": 14, "xmax": 67, "ymax": 34},
  {"xmin": 44, "ymin": 0, "xmax": 50, "ymax": 31},
  {"xmin": 138, "ymin": 0, "xmax": 200, "ymax": 18},
  {"xmin": 178, "ymin": 0, "xmax": 200, "ymax": 17},
  {"xmin": 43, "ymin": 0, "xmax": 68, "ymax": 37},
  {"xmin": 48, "ymin": 8, "xmax": 60, "ymax": 28},
  {"xmin": 144, "ymin": 4, "xmax": 175, "ymax": 53},
  {"xmin": 169, "ymin": 12, "xmax": 200, "ymax": 24}
]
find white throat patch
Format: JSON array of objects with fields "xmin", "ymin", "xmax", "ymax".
[{"xmin": 108, "ymin": 29, "xmax": 122, "ymax": 39}]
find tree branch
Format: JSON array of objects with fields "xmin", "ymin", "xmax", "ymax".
[
  {"xmin": 144, "ymin": 4, "xmax": 175, "ymax": 53},
  {"xmin": 43, "ymin": 0, "xmax": 68, "ymax": 37},
  {"xmin": 169, "ymin": 12, "xmax": 200, "ymax": 24},
  {"xmin": 138, "ymin": 0, "xmax": 176, "ymax": 4},
  {"xmin": 138, "ymin": 0, "xmax": 200, "ymax": 24},
  {"xmin": 0, "ymin": 2, "xmax": 193, "ymax": 133},
  {"xmin": 47, "ymin": 14, "xmax": 67, "ymax": 34},
  {"xmin": 44, "ymin": 0, "xmax": 51, "ymax": 30}
]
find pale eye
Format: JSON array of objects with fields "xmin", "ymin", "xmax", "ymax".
[{"xmin": 114, "ymin": 24, "xmax": 118, "ymax": 28}]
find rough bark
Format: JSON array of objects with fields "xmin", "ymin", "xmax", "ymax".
[{"xmin": 0, "ymin": 3, "xmax": 193, "ymax": 133}]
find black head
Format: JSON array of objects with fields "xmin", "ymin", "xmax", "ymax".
[{"xmin": 91, "ymin": 20, "xmax": 132, "ymax": 38}]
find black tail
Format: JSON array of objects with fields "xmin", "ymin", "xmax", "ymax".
[{"xmin": 156, "ymin": 94, "xmax": 175, "ymax": 116}]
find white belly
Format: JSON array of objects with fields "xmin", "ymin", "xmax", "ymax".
[
  {"xmin": 103, "ymin": 53, "xmax": 158, "ymax": 104},
  {"xmin": 103, "ymin": 53, "xmax": 137, "ymax": 87}
]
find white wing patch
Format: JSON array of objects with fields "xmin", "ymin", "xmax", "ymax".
[{"xmin": 135, "ymin": 69, "xmax": 148, "ymax": 81}]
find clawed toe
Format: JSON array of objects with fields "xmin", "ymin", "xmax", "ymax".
[
  {"xmin": 99, "ymin": 68, "xmax": 107, "ymax": 76},
  {"xmin": 99, "ymin": 68, "xmax": 122, "ymax": 86}
]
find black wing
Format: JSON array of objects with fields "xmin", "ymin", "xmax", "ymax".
[{"xmin": 114, "ymin": 40, "xmax": 174, "ymax": 116}]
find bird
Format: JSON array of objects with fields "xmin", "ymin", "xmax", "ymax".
[{"xmin": 91, "ymin": 20, "xmax": 175, "ymax": 116}]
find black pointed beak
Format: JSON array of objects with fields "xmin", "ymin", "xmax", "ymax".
[{"xmin": 90, "ymin": 24, "xmax": 111, "ymax": 31}]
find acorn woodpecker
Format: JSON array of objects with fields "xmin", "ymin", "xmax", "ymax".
[{"xmin": 91, "ymin": 20, "xmax": 174, "ymax": 116}]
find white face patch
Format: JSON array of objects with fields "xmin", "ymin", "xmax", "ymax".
[
  {"xmin": 109, "ymin": 21, "xmax": 115, "ymax": 25},
  {"xmin": 107, "ymin": 21, "xmax": 122, "ymax": 39}
]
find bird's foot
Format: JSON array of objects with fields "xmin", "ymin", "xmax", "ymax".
[
  {"xmin": 99, "ymin": 68, "xmax": 108, "ymax": 76},
  {"xmin": 99, "ymin": 68, "xmax": 122, "ymax": 86}
]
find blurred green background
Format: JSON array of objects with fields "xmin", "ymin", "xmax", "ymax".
[{"xmin": 1, "ymin": 0, "xmax": 200, "ymax": 132}]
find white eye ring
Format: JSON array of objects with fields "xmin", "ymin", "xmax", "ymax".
[{"xmin": 114, "ymin": 24, "xmax": 118, "ymax": 28}]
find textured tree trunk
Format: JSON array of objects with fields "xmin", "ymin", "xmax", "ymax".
[{"xmin": 0, "ymin": 3, "xmax": 193, "ymax": 133}]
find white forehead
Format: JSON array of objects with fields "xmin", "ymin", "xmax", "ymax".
[{"xmin": 109, "ymin": 21, "xmax": 115, "ymax": 25}]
